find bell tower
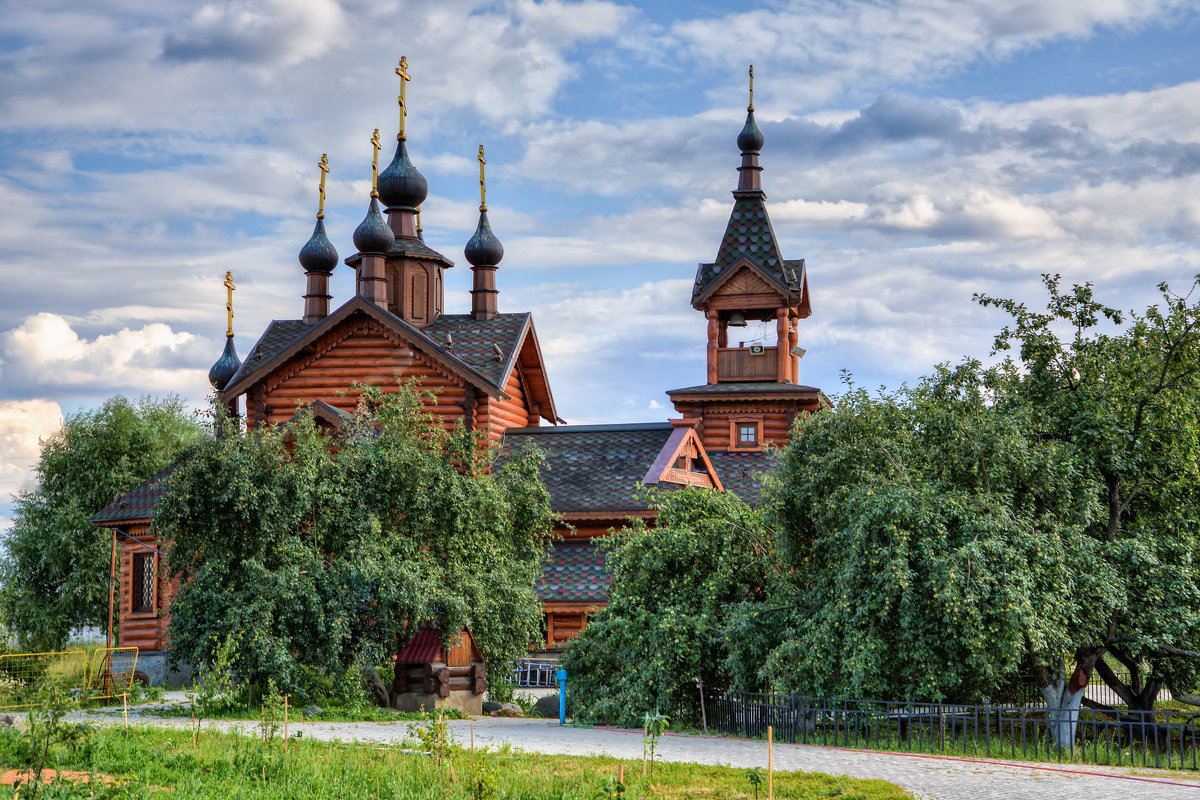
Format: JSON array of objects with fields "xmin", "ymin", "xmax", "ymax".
[{"xmin": 668, "ymin": 66, "xmax": 825, "ymax": 452}]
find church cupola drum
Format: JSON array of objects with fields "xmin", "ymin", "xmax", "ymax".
[
  {"xmin": 347, "ymin": 57, "xmax": 455, "ymax": 327},
  {"xmin": 465, "ymin": 145, "xmax": 504, "ymax": 321}
]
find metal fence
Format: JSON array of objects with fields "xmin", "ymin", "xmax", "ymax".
[
  {"xmin": 511, "ymin": 658, "xmax": 558, "ymax": 688},
  {"xmin": 706, "ymin": 690, "xmax": 1200, "ymax": 771},
  {"xmin": 0, "ymin": 647, "xmax": 139, "ymax": 710}
]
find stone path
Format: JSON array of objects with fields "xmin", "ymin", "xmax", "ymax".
[{"xmin": 78, "ymin": 701, "xmax": 1200, "ymax": 799}]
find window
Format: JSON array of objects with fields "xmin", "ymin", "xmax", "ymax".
[
  {"xmin": 738, "ymin": 423, "xmax": 758, "ymax": 446},
  {"xmin": 729, "ymin": 418, "xmax": 762, "ymax": 450},
  {"xmin": 131, "ymin": 552, "xmax": 156, "ymax": 613}
]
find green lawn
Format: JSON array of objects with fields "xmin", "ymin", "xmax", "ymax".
[{"xmin": 0, "ymin": 724, "xmax": 909, "ymax": 799}]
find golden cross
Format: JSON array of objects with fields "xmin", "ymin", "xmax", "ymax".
[
  {"xmin": 748, "ymin": 65, "xmax": 754, "ymax": 112},
  {"xmin": 477, "ymin": 145, "xmax": 487, "ymax": 211},
  {"xmin": 370, "ymin": 128, "xmax": 381, "ymax": 197},
  {"xmin": 416, "ymin": 206, "xmax": 423, "ymax": 236},
  {"xmin": 317, "ymin": 154, "xmax": 330, "ymax": 219},
  {"xmin": 223, "ymin": 271, "xmax": 236, "ymax": 336},
  {"xmin": 395, "ymin": 56, "xmax": 410, "ymax": 141}
]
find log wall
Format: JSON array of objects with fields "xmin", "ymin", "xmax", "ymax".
[
  {"xmin": 476, "ymin": 368, "xmax": 530, "ymax": 443},
  {"xmin": 117, "ymin": 525, "xmax": 176, "ymax": 652}
]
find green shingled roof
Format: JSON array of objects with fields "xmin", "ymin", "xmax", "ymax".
[
  {"xmin": 90, "ymin": 466, "xmax": 175, "ymax": 524},
  {"xmin": 499, "ymin": 423, "xmax": 674, "ymax": 513},
  {"xmin": 423, "ymin": 313, "xmax": 530, "ymax": 387},
  {"xmin": 538, "ymin": 540, "xmax": 610, "ymax": 602},
  {"xmin": 693, "ymin": 192, "xmax": 803, "ymax": 301},
  {"xmin": 706, "ymin": 450, "xmax": 771, "ymax": 506}
]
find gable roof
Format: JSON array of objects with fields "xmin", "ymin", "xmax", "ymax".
[
  {"xmin": 705, "ymin": 450, "xmax": 772, "ymax": 506},
  {"xmin": 641, "ymin": 424, "xmax": 723, "ymax": 491},
  {"xmin": 90, "ymin": 466, "xmax": 175, "ymax": 525},
  {"xmin": 693, "ymin": 191, "xmax": 806, "ymax": 305},
  {"xmin": 498, "ymin": 423, "xmax": 676, "ymax": 513},
  {"xmin": 220, "ymin": 297, "xmax": 556, "ymax": 422}
]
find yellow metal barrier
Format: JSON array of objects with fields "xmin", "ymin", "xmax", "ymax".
[
  {"xmin": 86, "ymin": 646, "xmax": 139, "ymax": 702},
  {"xmin": 0, "ymin": 647, "xmax": 140, "ymax": 710},
  {"xmin": 0, "ymin": 650, "xmax": 89, "ymax": 710}
]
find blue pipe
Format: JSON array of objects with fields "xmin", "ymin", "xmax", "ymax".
[{"xmin": 556, "ymin": 668, "xmax": 567, "ymax": 724}]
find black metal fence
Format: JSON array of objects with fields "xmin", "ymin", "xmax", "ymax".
[{"xmin": 706, "ymin": 690, "xmax": 1200, "ymax": 770}]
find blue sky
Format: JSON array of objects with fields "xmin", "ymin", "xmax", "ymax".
[{"xmin": 2, "ymin": 0, "xmax": 1200, "ymax": 526}]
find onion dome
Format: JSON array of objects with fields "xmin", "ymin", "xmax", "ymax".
[
  {"xmin": 737, "ymin": 108, "xmax": 764, "ymax": 154},
  {"xmin": 464, "ymin": 209, "xmax": 504, "ymax": 267},
  {"xmin": 377, "ymin": 139, "xmax": 428, "ymax": 209},
  {"xmin": 353, "ymin": 196, "xmax": 394, "ymax": 254},
  {"xmin": 208, "ymin": 335, "xmax": 241, "ymax": 391},
  {"xmin": 298, "ymin": 218, "xmax": 338, "ymax": 274}
]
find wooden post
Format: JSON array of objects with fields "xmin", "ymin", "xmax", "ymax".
[
  {"xmin": 697, "ymin": 677, "xmax": 707, "ymax": 733},
  {"xmin": 107, "ymin": 528, "xmax": 117, "ymax": 650},
  {"xmin": 787, "ymin": 312, "xmax": 799, "ymax": 384},
  {"xmin": 470, "ymin": 723, "xmax": 475, "ymax": 795},
  {"xmin": 767, "ymin": 725, "xmax": 773, "ymax": 800},
  {"xmin": 642, "ymin": 721, "xmax": 649, "ymax": 777},
  {"xmin": 617, "ymin": 764, "xmax": 624, "ymax": 786},
  {"xmin": 707, "ymin": 310, "xmax": 720, "ymax": 384},
  {"xmin": 192, "ymin": 705, "xmax": 197, "ymax": 750},
  {"xmin": 122, "ymin": 692, "xmax": 129, "ymax": 731},
  {"xmin": 284, "ymin": 695, "xmax": 289, "ymax": 752},
  {"xmin": 775, "ymin": 309, "xmax": 789, "ymax": 383}
]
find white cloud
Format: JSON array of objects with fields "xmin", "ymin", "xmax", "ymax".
[
  {"xmin": 162, "ymin": 0, "xmax": 348, "ymax": 66},
  {"xmin": 0, "ymin": 314, "xmax": 208, "ymax": 398},
  {"xmin": 0, "ymin": 398, "xmax": 64, "ymax": 523}
]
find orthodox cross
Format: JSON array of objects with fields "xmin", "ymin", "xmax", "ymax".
[
  {"xmin": 317, "ymin": 154, "xmax": 329, "ymax": 219},
  {"xmin": 370, "ymin": 128, "xmax": 381, "ymax": 197},
  {"xmin": 748, "ymin": 65, "xmax": 754, "ymax": 112},
  {"xmin": 416, "ymin": 207, "xmax": 423, "ymax": 237},
  {"xmin": 478, "ymin": 145, "xmax": 487, "ymax": 212},
  {"xmin": 395, "ymin": 56, "xmax": 410, "ymax": 141},
  {"xmin": 223, "ymin": 271, "xmax": 236, "ymax": 337}
]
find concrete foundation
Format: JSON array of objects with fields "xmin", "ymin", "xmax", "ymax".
[
  {"xmin": 394, "ymin": 690, "xmax": 482, "ymax": 716},
  {"xmin": 133, "ymin": 651, "xmax": 192, "ymax": 688}
]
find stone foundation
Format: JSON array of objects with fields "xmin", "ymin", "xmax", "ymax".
[{"xmin": 394, "ymin": 690, "xmax": 482, "ymax": 716}]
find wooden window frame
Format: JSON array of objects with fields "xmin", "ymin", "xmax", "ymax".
[
  {"xmin": 728, "ymin": 416, "xmax": 763, "ymax": 452},
  {"xmin": 130, "ymin": 550, "xmax": 158, "ymax": 616}
]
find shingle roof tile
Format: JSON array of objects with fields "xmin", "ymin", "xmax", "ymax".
[
  {"xmin": 538, "ymin": 540, "xmax": 610, "ymax": 602},
  {"xmin": 90, "ymin": 466, "xmax": 175, "ymax": 524},
  {"xmin": 498, "ymin": 423, "xmax": 674, "ymax": 513},
  {"xmin": 693, "ymin": 193, "xmax": 801, "ymax": 300}
]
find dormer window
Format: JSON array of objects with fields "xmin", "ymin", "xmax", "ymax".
[{"xmin": 738, "ymin": 423, "xmax": 758, "ymax": 446}]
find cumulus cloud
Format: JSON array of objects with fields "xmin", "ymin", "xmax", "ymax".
[
  {"xmin": 0, "ymin": 314, "xmax": 210, "ymax": 400},
  {"xmin": 0, "ymin": 398, "xmax": 64, "ymax": 527},
  {"xmin": 162, "ymin": 0, "xmax": 348, "ymax": 66}
]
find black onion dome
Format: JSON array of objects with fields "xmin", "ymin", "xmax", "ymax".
[
  {"xmin": 737, "ymin": 109, "xmax": 764, "ymax": 153},
  {"xmin": 464, "ymin": 210, "xmax": 504, "ymax": 267},
  {"xmin": 377, "ymin": 139, "xmax": 428, "ymax": 209},
  {"xmin": 353, "ymin": 197, "xmax": 394, "ymax": 254},
  {"xmin": 298, "ymin": 217, "xmax": 338, "ymax": 274},
  {"xmin": 208, "ymin": 335, "xmax": 242, "ymax": 391}
]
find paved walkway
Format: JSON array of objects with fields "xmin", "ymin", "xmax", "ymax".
[{"xmin": 78, "ymin": 700, "xmax": 1200, "ymax": 799}]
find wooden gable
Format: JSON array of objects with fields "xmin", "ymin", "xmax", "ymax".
[
  {"xmin": 642, "ymin": 421, "xmax": 724, "ymax": 491},
  {"xmin": 694, "ymin": 257, "xmax": 795, "ymax": 309},
  {"xmin": 713, "ymin": 266, "xmax": 776, "ymax": 298},
  {"xmin": 258, "ymin": 316, "xmax": 470, "ymax": 430}
]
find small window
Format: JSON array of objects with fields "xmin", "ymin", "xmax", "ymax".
[
  {"xmin": 738, "ymin": 424, "xmax": 758, "ymax": 446},
  {"xmin": 730, "ymin": 418, "xmax": 762, "ymax": 450},
  {"xmin": 132, "ymin": 552, "xmax": 156, "ymax": 613}
]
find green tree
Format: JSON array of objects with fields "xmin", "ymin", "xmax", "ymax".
[
  {"xmin": 561, "ymin": 487, "xmax": 771, "ymax": 726},
  {"xmin": 155, "ymin": 383, "xmax": 555, "ymax": 705},
  {"xmin": 0, "ymin": 395, "xmax": 203, "ymax": 649},
  {"xmin": 761, "ymin": 363, "xmax": 1109, "ymax": 707},
  {"xmin": 762, "ymin": 275, "xmax": 1200, "ymax": 747}
]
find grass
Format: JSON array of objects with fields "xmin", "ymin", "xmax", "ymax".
[{"xmin": 0, "ymin": 724, "xmax": 909, "ymax": 799}]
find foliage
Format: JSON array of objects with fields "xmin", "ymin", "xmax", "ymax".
[
  {"xmin": 759, "ymin": 275, "xmax": 1200, "ymax": 709},
  {"xmin": 184, "ymin": 632, "xmax": 241, "ymax": 717},
  {"xmin": 561, "ymin": 487, "xmax": 770, "ymax": 725},
  {"xmin": 14, "ymin": 681, "xmax": 91, "ymax": 800},
  {"xmin": 745, "ymin": 767, "xmax": 765, "ymax": 800},
  {"xmin": 0, "ymin": 395, "xmax": 204, "ymax": 649},
  {"xmin": 155, "ymin": 382, "xmax": 555, "ymax": 706},
  {"xmin": 0, "ymin": 723, "xmax": 909, "ymax": 800},
  {"xmin": 760, "ymin": 361, "xmax": 1106, "ymax": 702},
  {"xmin": 976, "ymin": 275, "xmax": 1200, "ymax": 710}
]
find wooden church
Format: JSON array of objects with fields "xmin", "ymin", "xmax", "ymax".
[{"xmin": 91, "ymin": 62, "xmax": 826, "ymax": 684}]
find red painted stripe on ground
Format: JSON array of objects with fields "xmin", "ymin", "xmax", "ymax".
[{"xmin": 591, "ymin": 726, "xmax": 1200, "ymax": 789}]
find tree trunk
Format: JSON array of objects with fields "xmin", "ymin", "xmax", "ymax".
[
  {"xmin": 1041, "ymin": 678, "xmax": 1085, "ymax": 750},
  {"xmin": 366, "ymin": 667, "xmax": 389, "ymax": 709}
]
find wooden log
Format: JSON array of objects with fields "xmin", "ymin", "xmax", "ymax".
[
  {"xmin": 422, "ymin": 677, "xmax": 436, "ymax": 694},
  {"xmin": 436, "ymin": 682, "xmax": 450, "ymax": 699},
  {"xmin": 435, "ymin": 667, "xmax": 450, "ymax": 684},
  {"xmin": 473, "ymin": 678, "xmax": 487, "ymax": 694},
  {"xmin": 469, "ymin": 664, "xmax": 486, "ymax": 681},
  {"xmin": 424, "ymin": 661, "xmax": 447, "ymax": 678}
]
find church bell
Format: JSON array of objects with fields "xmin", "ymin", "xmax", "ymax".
[{"xmin": 728, "ymin": 310, "xmax": 748, "ymax": 327}]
